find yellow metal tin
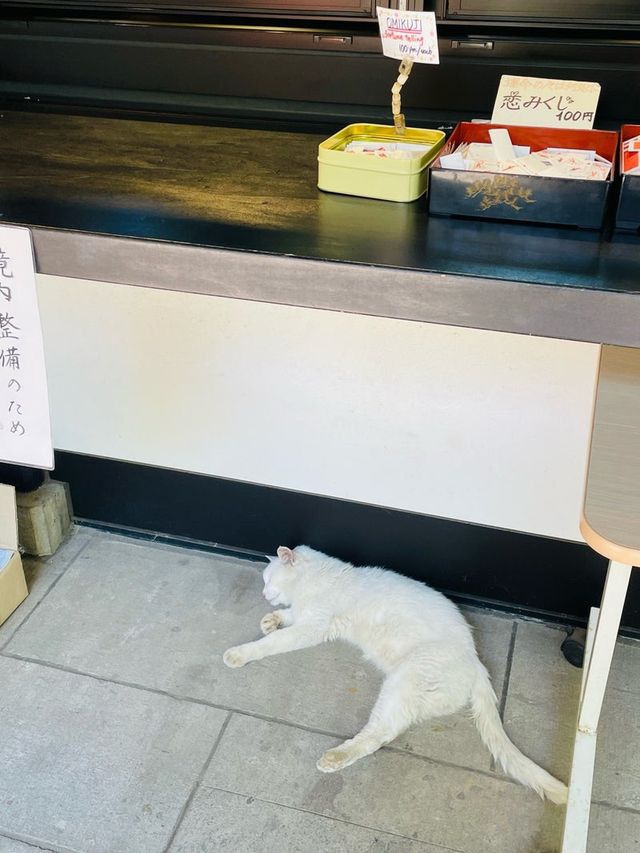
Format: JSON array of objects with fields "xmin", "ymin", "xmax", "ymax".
[{"xmin": 318, "ymin": 124, "xmax": 446, "ymax": 203}]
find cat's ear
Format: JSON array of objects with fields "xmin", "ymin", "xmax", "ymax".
[{"xmin": 277, "ymin": 546, "xmax": 296, "ymax": 566}]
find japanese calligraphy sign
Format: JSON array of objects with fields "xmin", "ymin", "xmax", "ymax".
[
  {"xmin": 0, "ymin": 226, "xmax": 53, "ymax": 469},
  {"xmin": 491, "ymin": 76, "xmax": 600, "ymax": 130},
  {"xmin": 377, "ymin": 7, "xmax": 439, "ymax": 64}
]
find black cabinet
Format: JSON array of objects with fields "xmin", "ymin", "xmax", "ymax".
[
  {"xmin": 444, "ymin": 0, "xmax": 640, "ymax": 26},
  {"xmin": 199, "ymin": 0, "xmax": 373, "ymax": 9},
  {"xmin": 3, "ymin": 0, "xmax": 426, "ymax": 14},
  {"xmin": 2, "ymin": 0, "xmax": 639, "ymax": 123}
]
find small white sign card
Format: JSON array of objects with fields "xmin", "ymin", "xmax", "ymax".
[
  {"xmin": 0, "ymin": 225, "xmax": 53, "ymax": 469},
  {"xmin": 376, "ymin": 7, "xmax": 440, "ymax": 64},
  {"xmin": 491, "ymin": 75, "xmax": 601, "ymax": 130}
]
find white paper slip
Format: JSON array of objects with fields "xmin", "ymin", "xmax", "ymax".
[
  {"xmin": 0, "ymin": 225, "xmax": 53, "ymax": 469},
  {"xmin": 344, "ymin": 141, "xmax": 429, "ymax": 158},
  {"xmin": 489, "ymin": 128, "xmax": 516, "ymax": 161},
  {"xmin": 466, "ymin": 142, "xmax": 531, "ymax": 160},
  {"xmin": 439, "ymin": 152, "xmax": 469, "ymax": 170},
  {"xmin": 345, "ymin": 141, "xmax": 428, "ymax": 153},
  {"xmin": 491, "ymin": 75, "xmax": 600, "ymax": 129},
  {"xmin": 546, "ymin": 147, "xmax": 595, "ymax": 160},
  {"xmin": 377, "ymin": 8, "xmax": 439, "ymax": 64},
  {"xmin": 439, "ymin": 141, "xmax": 531, "ymax": 171},
  {"xmin": 0, "ymin": 549, "xmax": 11, "ymax": 571}
]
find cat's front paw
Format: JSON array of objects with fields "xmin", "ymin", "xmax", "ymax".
[
  {"xmin": 223, "ymin": 646, "xmax": 248, "ymax": 668},
  {"xmin": 317, "ymin": 748, "xmax": 352, "ymax": 773},
  {"xmin": 260, "ymin": 612, "xmax": 282, "ymax": 635}
]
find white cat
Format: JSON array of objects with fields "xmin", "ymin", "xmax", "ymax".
[{"xmin": 223, "ymin": 545, "xmax": 567, "ymax": 804}]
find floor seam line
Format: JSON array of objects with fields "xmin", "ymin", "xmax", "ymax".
[
  {"xmin": 200, "ymin": 784, "xmax": 465, "ymax": 852},
  {"xmin": 488, "ymin": 619, "xmax": 517, "ymax": 775},
  {"xmin": 498, "ymin": 621, "xmax": 518, "ymax": 722},
  {"xmin": 607, "ymin": 684, "xmax": 640, "ymax": 698},
  {"xmin": 0, "ymin": 534, "xmax": 94, "ymax": 653},
  {"xmin": 381, "ymin": 743, "xmax": 511, "ymax": 784},
  {"xmin": 0, "ymin": 650, "xmax": 514, "ymax": 785},
  {"xmin": 161, "ymin": 710, "xmax": 234, "ymax": 852},
  {"xmin": 0, "ymin": 827, "xmax": 84, "ymax": 853},
  {"xmin": 591, "ymin": 797, "xmax": 640, "ymax": 816}
]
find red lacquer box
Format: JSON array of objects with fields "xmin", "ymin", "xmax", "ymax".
[
  {"xmin": 428, "ymin": 122, "xmax": 618, "ymax": 230},
  {"xmin": 616, "ymin": 124, "xmax": 640, "ymax": 233}
]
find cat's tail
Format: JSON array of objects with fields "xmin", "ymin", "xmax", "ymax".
[{"xmin": 469, "ymin": 664, "xmax": 568, "ymax": 805}]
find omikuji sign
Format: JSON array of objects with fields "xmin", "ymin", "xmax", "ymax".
[
  {"xmin": 376, "ymin": 7, "xmax": 440, "ymax": 64},
  {"xmin": 491, "ymin": 75, "xmax": 601, "ymax": 130},
  {"xmin": 0, "ymin": 226, "xmax": 53, "ymax": 469}
]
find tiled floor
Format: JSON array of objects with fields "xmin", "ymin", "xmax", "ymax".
[{"xmin": 1, "ymin": 527, "xmax": 639, "ymax": 853}]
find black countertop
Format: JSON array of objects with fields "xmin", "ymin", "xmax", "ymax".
[{"xmin": 3, "ymin": 110, "xmax": 639, "ymax": 297}]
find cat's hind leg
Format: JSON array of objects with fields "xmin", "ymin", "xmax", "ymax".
[{"xmin": 317, "ymin": 664, "xmax": 422, "ymax": 773}]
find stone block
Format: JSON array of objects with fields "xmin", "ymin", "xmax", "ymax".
[{"xmin": 16, "ymin": 480, "xmax": 72, "ymax": 556}]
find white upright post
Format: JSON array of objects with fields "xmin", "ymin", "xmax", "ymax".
[
  {"xmin": 561, "ymin": 561, "xmax": 632, "ymax": 853},
  {"xmin": 579, "ymin": 562, "xmax": 632, "ymax": 732}
]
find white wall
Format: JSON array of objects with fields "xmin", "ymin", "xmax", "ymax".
[{"xmin": 36, "ymin": 273, "xmax": 600, "ymax": 542}]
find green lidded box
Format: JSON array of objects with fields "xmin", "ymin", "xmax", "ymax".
[{"xmin": 318, "ymin": 124, "xmax": 446, "ymax": 203}]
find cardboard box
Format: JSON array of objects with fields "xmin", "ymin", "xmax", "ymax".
[
  {"xmin": 615, "ymin": 124, "xmax": 640, "ymax": 233},
  {"xmin": 428, "ymin": 122, "xmax": 618, "ymax": 229},
  {"xmin": 0, "ymin": 483, "xmax": 28, "ymax": 626}
]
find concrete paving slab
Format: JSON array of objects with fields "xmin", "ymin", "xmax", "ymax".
[
  {"xmin": 0, "ymin": 656, "xmax": 227, "ymax": 853},
  {"xmin": 170, "ymin": 786, "xmax": 443, "ymax": 853},
  {"xmin": 0, "ymin": 526, "xmax": 93, "ymax": 648},
  {"xmin": 204, "ymin": 713, "xmax": 564, "ymax": 853},
  {"xmin": 592, "ymin": 682, "xmax": 640, "ymax": 810},
  {"xmin": 4, "ymin": 536, "xmax": 380, "ymax": 735},
  {"xmin": 588, "ymin": 802, "xmax": 640, "ymax": 852},
  {"xmin": 604, "ymin": 634, "xmax": 640, "ymax": 694},
  {"xmin": 4, "ymin": 532, "xmax": 640, "ymax": 853},
  {"xmin": 503, "ymin": 620, "xmax": 640, "ymax": 809},
  {"xmin": 6, "ymin": 536, "xmax": 513, "ymax": 772},
  {"xmin": 502, "ymin": 621, "xmax": 581, "ymax": 785}
]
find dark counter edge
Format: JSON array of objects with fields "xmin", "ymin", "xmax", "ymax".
[{"xmin": 30, "ymin": 226, "xmax": 640, "ymax": 348}]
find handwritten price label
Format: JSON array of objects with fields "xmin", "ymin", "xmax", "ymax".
[
  {"xmin": 376, "ymin": 8, "xmax": 440, "ymax": 64},
  {"xmin": 491, "ymin": 75, "xmax": 600, "ymax": 129}
]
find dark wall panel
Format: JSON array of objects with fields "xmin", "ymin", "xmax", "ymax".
[{"xmin": 52, "ymin": 450, "xmax": 640, "ymax": 632}]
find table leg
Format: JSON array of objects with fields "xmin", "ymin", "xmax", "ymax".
[{"xmin": 561, "ymin": 560, "xmax": 632, "ymax": 853}]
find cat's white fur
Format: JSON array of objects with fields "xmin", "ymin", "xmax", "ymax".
[{"xmin": 223, "ymin": 545, "xmax": 567, "ymax": 804}]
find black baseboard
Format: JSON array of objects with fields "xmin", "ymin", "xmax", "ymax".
[{"xmin": 52, "ymin": 450, "xmax": 640, "ymax": 632}]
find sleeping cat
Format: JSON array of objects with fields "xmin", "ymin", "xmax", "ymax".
[{"xmin": 223, "ymin": 545, "xmax": 567, "ymax": 804}]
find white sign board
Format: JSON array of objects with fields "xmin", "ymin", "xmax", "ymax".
[
  {"xmin": 491, "ymin": 75, "xmax": 601, "ymax": 129},
  {"xmin": 377, "ymin": 7, "xmax": 439, "ymax": 64},
  {"xmin": 0, "ymin": 226, "xmax": 53, "ymax": 469}
]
